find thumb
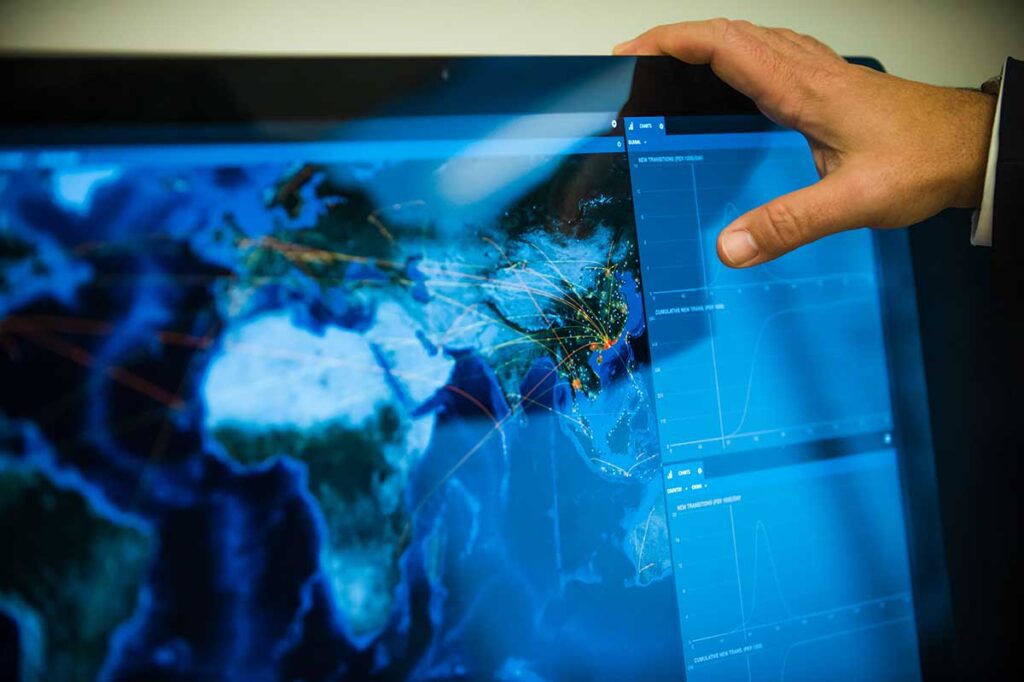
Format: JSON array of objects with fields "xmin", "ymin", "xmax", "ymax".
[{"xmin": 716, "ymin": 171, "xmax": 874, "ymax": 267}]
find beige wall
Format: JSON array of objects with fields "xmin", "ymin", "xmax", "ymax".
[{"xmin": 1, "ymin": 0, "xmax": 1021, "ymax": 87}]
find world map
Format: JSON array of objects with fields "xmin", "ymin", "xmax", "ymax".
[{"xmin": 0, "ymin": 149, "xmax": 684, "ymax": 680}]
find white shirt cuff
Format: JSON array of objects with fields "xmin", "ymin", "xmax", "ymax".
[{"xmin": 972, "ymin": 59, "xmax": 1008, "ymax": 247}]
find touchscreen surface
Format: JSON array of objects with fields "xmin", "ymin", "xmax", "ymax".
[{"xmin": 1, "ymin": 106, "xmax": 922, "ymax": 680}]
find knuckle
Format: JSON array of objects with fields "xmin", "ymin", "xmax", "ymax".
[
  {"xmin": 709, "ymin": 17, "xmax": 733, "ymax": 41},
  {"xmin": 801, "ymin": 34, "xmax": 824, "ymax": 49},
  {"xmin": 774, "ymin": 28, "xmax": 800, "ymax": 45},
  {"xmin": 777, "ymin": 86, "xmax": 812, "ymax": 128},
  {"xmin": 647, "ymin": 23, "xmax": 674, "ymax": 48},
  {"xmin": 763, "ymin": 74, "xmax": 807, "ymax": 127},
  {"xmin": 760, "ymin": 200, "xmax": 806, "ymax": 252},
  {"xmin": 774, "ymin": 61, "xmax": 841, "ymax": 130},
  {"xmin": 788, "ymin": 30, "xmax": 818, "ymax": 49},
  {"xmin": 720, "ymin": 18, "xmax": 760, "ymax": 50},
  {"xmin": 806, "ymin": 35, "xmax": 841, "ymax": 59}
]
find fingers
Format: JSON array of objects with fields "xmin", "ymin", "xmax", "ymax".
[
  {"xmin": 614, "ymin": 20, "xmax": 824, "ymax": 59},
  {"xmin": 613, "ymin": 20, "xmax": 865, "ymax": 267},
  {"xmin": 613, "ymin": 20, "xmax": 797, "ymax": 108},
  {"xmin": 614, "ymin": 18, "xmax": 732, "ymax": 58},
  {"xmin": 716, "ymin": 171, "xmax": 875, "ymax": 267}
]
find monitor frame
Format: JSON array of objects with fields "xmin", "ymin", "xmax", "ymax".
[{"xmin": 0, "ymin": 53, "xmax": 953, "ymax": 679}]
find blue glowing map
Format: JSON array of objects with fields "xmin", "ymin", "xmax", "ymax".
[{"xmin": 0, "ymin": 150, "xmax": 686, "ymax": 680}]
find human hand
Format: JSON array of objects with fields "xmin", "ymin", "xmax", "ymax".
[{"xmin": 614, "ymin": 20, "xmax": 997, "ymax": 267}]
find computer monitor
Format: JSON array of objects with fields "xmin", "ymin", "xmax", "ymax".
[{"xmin": 0, "ymin": 56, "xmax": 951, "ymax": 681}]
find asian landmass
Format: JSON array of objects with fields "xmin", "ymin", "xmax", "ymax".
[{"xmin": 0, "ymin": 148, "xmax": 684, "ymax": 680}]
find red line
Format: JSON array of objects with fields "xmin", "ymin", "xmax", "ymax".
[
  {"xmin": 1, "ymin": 314, "xmax": 216, "ymax": 350},
  {"xmin": 10, "ymin": 328, "xmax": 185, "ymax": 410},
  {"xmin": 443, "ymin": 384, "xmax": 499, "ymax": 425}
]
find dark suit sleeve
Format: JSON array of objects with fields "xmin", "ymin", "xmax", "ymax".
[{"xmin": 992, "ymin": 57, "xmax": 1023, "ymax": 292}]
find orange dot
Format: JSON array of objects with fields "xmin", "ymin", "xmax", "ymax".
[{"xmin": 571, "ymin": 378, "xmax": 582, "ymax": 390}]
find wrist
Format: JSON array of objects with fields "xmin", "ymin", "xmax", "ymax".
[{"xmin": 948, "ymin": 89, "xmax": 998, "ymax": 209}]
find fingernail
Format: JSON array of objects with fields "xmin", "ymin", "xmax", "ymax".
[
  {"xmin": 613, "ymin": 39, "xmax": 636, "ymax": 55},
  {"xmin": 721, "ymin": 230, "xmax": 759, "ymax": 266}
]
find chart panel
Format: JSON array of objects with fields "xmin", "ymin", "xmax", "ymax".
[
  {"xmin": 663, "ymin": 450, "xmax": 921, "ymax": 682},
  {"xmin": 625, "ymin": 119, "xmax": 892, "ymax": 463}
]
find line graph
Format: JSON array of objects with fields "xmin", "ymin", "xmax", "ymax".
[
  {"xmin": 628, "ymin": 140, "xmax": 894, "ymax": 462},
  {"xmin": 663, "ymin": 450, "xmax": 922, "ymax": 682},
  {"xmin": 626, "ymin": 120, "xmax": 922, "ymax": 682}
]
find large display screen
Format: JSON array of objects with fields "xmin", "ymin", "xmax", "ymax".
[{"xmin": 0, "ymin": 107, "xmax": 923, "ymax": 680}]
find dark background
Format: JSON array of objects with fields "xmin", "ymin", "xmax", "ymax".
[{"xmin": 910, "ymin": 208, "xmax": 1022, "ymax": 679}]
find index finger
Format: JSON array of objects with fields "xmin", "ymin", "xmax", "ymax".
[{"xmin": 613, "ymin": 19, "xmax": 781, "ymax": 104}]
